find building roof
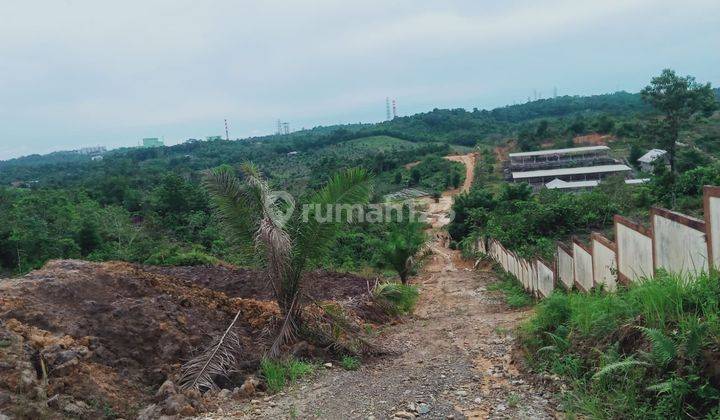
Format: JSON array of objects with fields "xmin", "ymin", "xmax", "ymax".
[
  {"xmin": 545, "ymin": 177, "xmax": 651, "ymax": 190},
  {"xmin": 508, "ymin": 145, "xmax": 610, "ymax": 158},
  {"xmin": 512, "ymin": 164, "xmax": 632, "ymax": 180},
  {"xmin": 545, "ymin": 179, "xmax": 599, "ymax": 189},
  {"xmin": 637, "ymin": 149, "xmax": 667, "ymax": 163},
  {"xmin": 625, "ymin": 178, "xmax": 651, "ymax": 185}
]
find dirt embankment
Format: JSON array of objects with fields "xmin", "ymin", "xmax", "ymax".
[{"xmin": 0, "ymin": 260, "xmax": 375, "ymax": 419}]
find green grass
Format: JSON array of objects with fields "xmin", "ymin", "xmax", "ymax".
[
  {"xmin": 487, "ymin": 267, "xmax": 533, "ymax": 308},
  {"xmin": 260, "ymin": 358, "xmax": 315, "ymax": 393},
  {"xmin": 340, "ymin": 355, "xmax": 361, "ymax": 371},
  {"xmin": 373, "ymin": 282, "xmax": 420, "ymax": 315},
  {"xmin": 520, "ymin": 270, "xmax": 720, "ymax": 419}
]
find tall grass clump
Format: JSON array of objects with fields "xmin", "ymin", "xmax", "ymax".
[
  {"xmin": 520, "ymin": 270, "xmax": 720, "ymax": 419},
  {"xmin": 260, "ymin": 358, "xmax": 315, "ymax": 393},
  {"xmin": 373, "ymin": 282, "xmax": 420, "ymax": 315}
]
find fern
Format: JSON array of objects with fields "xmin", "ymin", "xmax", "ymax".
[
  {"xmin": 544, "ymin": 331, "xmax": 570, "ymax": 351},
  {"xmin": 592, "ymin": 358, "xmax": 650, "ymax": 381},
  {"xmin": 646, "ymin": 379, "xmax": 676, "ymax": 394},
  {"xmin": 638, "ymin": 326, "xmax": 677, "ymax": 366},
  {"xmin": 680, "ymin": 318, "xmax": 708, "ymax": 361},
  {"xmin": 536, "ymin": 345, "xmax": 558, "ymax": 354}
]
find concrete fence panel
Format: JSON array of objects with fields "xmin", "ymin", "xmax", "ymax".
[
  {"xmin": 557, "ymin": 242, "xmax": 574, "ymax": 289},
  {"xmin": 524, "ymin": 259, "xmax": 533, "ymax": 292},
  {"xmin": 614, "ymin": 215, "xmax": 654, "ymax": 283},
  {"xmin": 573, "ymin": 238, "xmax": 594, "ymax": 292},
  {"xmin": 537, "ymin": 259, "xmax": 554, "ymax": 297},
  {"xmin": 704, "ymin": 186, "xmax": 720, "ymax": 271},
  {"xmin": 652, "ymin": 207, "xmax": 708, "ymax": 277},
  {"xmin": 591, "ymin": 233, "xmax": 617, "ymax": 292}
]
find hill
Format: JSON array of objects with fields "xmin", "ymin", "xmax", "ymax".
[{"xmin": 0, "ymin": 85, "xmax": 718, "ymax": 275}]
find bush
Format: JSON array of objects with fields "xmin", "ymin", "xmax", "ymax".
[
  {"xmin": 340, "ymin": 355, "xmax": 361, "ymax": 371},
  {"xmin": 521, "ymin": 271, "xmax": 720, "ymax": 418},
  {"xmin": 145, "ymin": 246, "xmax": 219, "ymax": 266},
  {"xmin": 260, "ymin": 358, "xmax": 315, "ymax": 393},
  {"xmin": 373, "ymin": 282, "xmax": 420, "ymax": 315}
]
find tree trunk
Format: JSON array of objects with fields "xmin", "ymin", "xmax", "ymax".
[{"xmin": 399, "ymin": 270, "xmax": 408, "ymax": 284}]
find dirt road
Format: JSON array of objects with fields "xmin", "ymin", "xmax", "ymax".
[
  {"xmin": 199, "ymin": 153, "xmax": 559, "ymax": 419},
  {"xmin": 422, "ymin": 153, "xmax": 477, "ymax": 229}
]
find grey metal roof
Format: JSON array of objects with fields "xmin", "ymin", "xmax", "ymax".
[
  {"xmin": 512, "ymin": 164, "xmax": 632, "ymax": 180},
  {"xmin": 545, "ymin": 177, "xmax": 650, "ymax": 190},
  {"xmin": 637, "ymin": 149, "xmax": 667, "ymax": 163},
  {"xmin": 509, "ymin": 145, "xmax": 610, "ymax": 158}
]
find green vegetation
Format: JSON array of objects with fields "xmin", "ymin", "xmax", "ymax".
[
  {"xmin": 450, "ymin": 71, "xmax": 719, "ymax": 261},
  {"xmin": 407, "ymin": 156, "xmax": 465, "ymax": 191},
  {"xmin": 204, "ymin": 164, "xmax": 371, "ymax": 356},
  {"xmin": 0, "ymin": 69, "xmax": 717, "ymax": 278},
  {"xmin": 372, "ymin": 282, "xmax": 420, "ymax": 315},
  {"xmin": 260, "ymin": 358, "xmax": 315, "ymax": 393},
  {"xmin": 640, "ymin": 69, "xmax": 717, "ymax": 171},
  {"xmin": 521, "ymin": 271, "xmax": 720, "ymax": 418},
  {"xmin": 340, "ymin": 355, "xmax": 361, "ymax": 371},
  {"xmin": 487, "ymin": 265, "xmax": 533, "ymax": 308},
  {"xmin": 449, "ymin": 177, "xmax": 644, "ymax": 260},
  {"xmin": 374, "ymin": 214, "xmax": 427, "ymax": 284}
]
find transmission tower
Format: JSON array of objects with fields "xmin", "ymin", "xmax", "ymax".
[
  {"xmin": 282, "ymin": 122, "xmax": 289, "ymax": 135},
  {"xmin": 386, "ymin": 97, "xmax": 391, "ymax": 121},
  {"xmin": 224, "ymin": 119, "xmax": 230, "ymax": 141},
  {"xmin": 392, "ymin": 99, "xmax": 397, "ymax": 119}
]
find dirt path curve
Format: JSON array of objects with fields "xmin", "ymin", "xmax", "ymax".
[
  {"xmin": 423, "ymin": 153, "xmax": 477, "ymax": 229},
  {"xmin": 198, "ymin": 154, "xmax": 559, "ymax": 420}
]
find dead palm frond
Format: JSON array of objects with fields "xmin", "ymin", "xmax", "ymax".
[{"xmin": 177, "ymin": 310, "xmax": 244, "ymax": 391}]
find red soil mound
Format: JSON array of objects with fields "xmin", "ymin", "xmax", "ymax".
[{"xmin": 0, "ymin": 260, "xmax": 374, "ymax": 418}]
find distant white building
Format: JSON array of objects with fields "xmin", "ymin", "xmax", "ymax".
[
  {"xmin": 638, "ymin": 149, "xmax": 668, "ymax": 172},
  {"xmin": 512, "ymin": 164, "xmax": 632, "ymax": 185},
  {"xmin": 544, "ymin": 177, "xmax": 650, "ymax": 192},
  {"xmin": 91, "ymin": 155, "xmax": 104, "ymax": 161}
]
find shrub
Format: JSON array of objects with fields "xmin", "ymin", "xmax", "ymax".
[
  {"xmin": 340, "ymin": 355, "xmax": 361, "ymax": 371},
  {"xmin": 373, "ymin": 282, "xmax": 420, "ymax": 315},
  {"xmin": 145, "ymin": 246, "xmax": 220, "ymax": 266},
  {"xmin": 521, "ymin": 271, "xmax": 720, "ymax": 418}
]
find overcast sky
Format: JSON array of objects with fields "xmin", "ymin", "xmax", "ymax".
[{"xmin": 1, "ymin": 0, "xmax": 718, "ymax": 160}]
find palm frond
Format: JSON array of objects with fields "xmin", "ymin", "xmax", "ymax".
[
  {"xmin": 178, "ymin": 310, "xmax": 245, "ymax": 391},
  {"xmin": 290, "ymin": 167, "xmax": 372, "ymax": 267},
  {"xmin": 204, "ymin": 166, "xmax": 262, "ymax": 260},
  {"xmin": 256, "ymin": 217, "xmax": 291, "ymax": 299}
]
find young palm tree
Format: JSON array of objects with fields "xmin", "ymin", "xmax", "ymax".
[
  {"xmin": 178, "ymin": 163, "xmax": 371, "ymax": 390},
  {"xmin": 377, "ymin": 218, "xmax": 427, "ymax": 284}
]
